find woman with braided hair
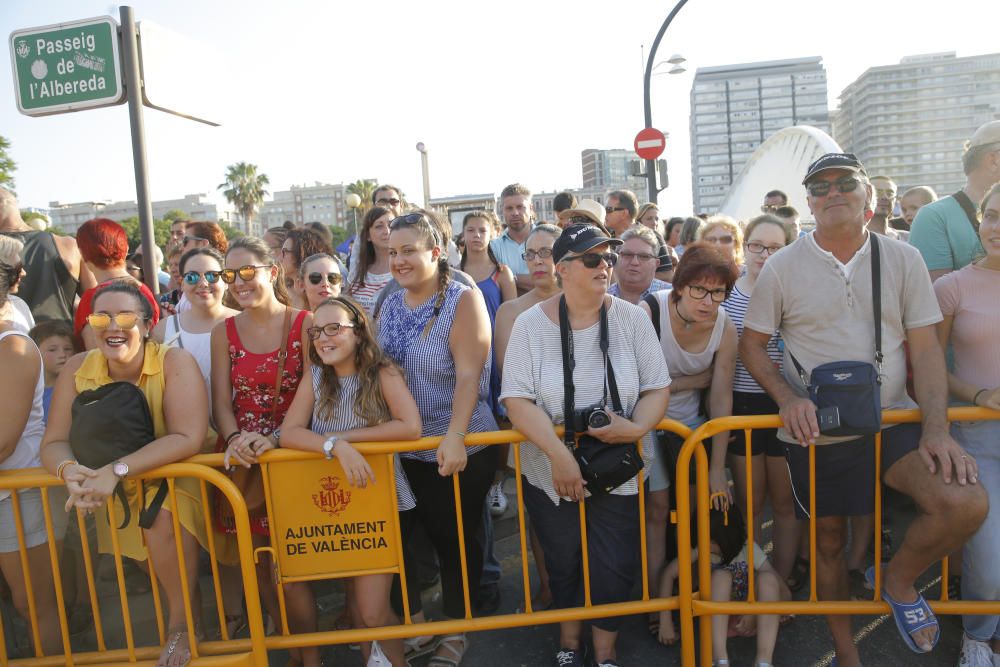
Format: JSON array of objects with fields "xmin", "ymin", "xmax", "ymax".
[{"xmin": 377, "ymin": 209, "xmax": 496, "ymax": 666}]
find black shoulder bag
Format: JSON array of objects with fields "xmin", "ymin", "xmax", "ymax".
[
  {"xmin": 560, "ymin": 296, "xmax": 643, "ymax": 495},
  {"xmin": 789, "ymin": 233, "xmax": 883, "ymax": 436},
  {"xmin": 70, "ymin": 380, "xmax": 164, "ymax": 529}
]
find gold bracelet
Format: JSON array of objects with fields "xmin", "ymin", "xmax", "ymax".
[{"xmin": 55, "ymin": 459, "xmax": 78, "ymax": 481}]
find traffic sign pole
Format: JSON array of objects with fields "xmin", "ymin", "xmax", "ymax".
[{"xmin": 119, "ymin": 6, "xmax": 157, "ymax": 295}]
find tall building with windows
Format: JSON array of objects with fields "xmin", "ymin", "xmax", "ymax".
[
  {"xmin": 833, "ymin": 52, "xmax": 1000, "ymax": 196},
  {"xmin": 690, "ymin": 57, "xmax": 830, "ymax": 214},
  {"xmin": 258, "ymin": 182, "xmax": 352, "ymax": 233},
  {"xmin": 581, "ymin": 149, "xmax": 648, "ymax": 194}
]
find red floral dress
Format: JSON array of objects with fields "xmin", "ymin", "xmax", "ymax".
[{"xmin": 216, "ymin": 310, "xmax": 306, "ymax": 535}]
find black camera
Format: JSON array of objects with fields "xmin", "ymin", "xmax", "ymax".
[{"xmin": 572, "ymin": 404, "xmax": 613, "ymax": 431}]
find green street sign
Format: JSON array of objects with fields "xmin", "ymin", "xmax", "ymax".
[{"xmin": 9, "ymin": 16, "xmax": 125, "ymax": 116}]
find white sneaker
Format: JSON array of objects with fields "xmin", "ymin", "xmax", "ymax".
[
  {"xmin": 959, "ymin": 633, "xmax": 994, "ymax": 667},
  {"xmin": 488, "ymin": 481, "xmax": 508, "ymax": 516}
]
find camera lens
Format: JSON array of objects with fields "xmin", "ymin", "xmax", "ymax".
[{"xmin": 588, "ymin": 409, "xmax": 612, "ymax": 429}]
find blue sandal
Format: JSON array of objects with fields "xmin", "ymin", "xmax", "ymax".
[{"xmin": 864, "ymin": 566, "xmax": 939, "ymax": 653}]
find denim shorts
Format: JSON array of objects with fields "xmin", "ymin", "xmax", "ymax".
[{"xmin": 0, "ymin": 488, "xmax": 52, "ymax": 553}]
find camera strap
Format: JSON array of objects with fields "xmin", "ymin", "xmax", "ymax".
[{"xmin": 559, "ymin": 296, "xmax": 622, "ymax": 450}]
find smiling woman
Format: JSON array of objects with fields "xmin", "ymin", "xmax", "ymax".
[{"xmin": 40, "ymin": 280, "xmax": 210, "ymax": 666}]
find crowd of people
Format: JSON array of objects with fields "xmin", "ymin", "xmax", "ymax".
[{"xmin": 0, "ymin": 119, "xmax": 999, "ymax": 667}]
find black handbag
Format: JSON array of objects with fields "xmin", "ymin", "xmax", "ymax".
[
  {"xmin": 789, "ymin": 232, "xmax": 884, "ymax": 436},
  {"xmin": 560, "ymin": 296, "xmax": 643, "ymax": 496},
  {"xmin": 70, "ymin": 380, "xmax": 164, "ymax": 529}
]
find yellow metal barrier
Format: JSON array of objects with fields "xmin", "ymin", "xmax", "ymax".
[
  {"xmin": 674, "ymin": 407, "xmax": 1000, "ymax": 667},
  {"xmin": 0, "ymin": 464, "xmax": 267, "ymax": 667},
  {"xmin": 0, "ymin": 420, "xmax": 694, "ymax": 665}
]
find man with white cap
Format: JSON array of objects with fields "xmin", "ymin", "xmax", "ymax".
[{"xmin": 910, "ymin": 120, "xmax": 1000, "ymax": 281}]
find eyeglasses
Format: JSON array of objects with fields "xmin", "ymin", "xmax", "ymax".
[
  {"xmin": 562, "ymin": 252, "xmax": 618, "ymax": 268},
  {"xmin": 760, "ymin": 204, "xmax": 779, "ymax": 213},
  {"xmin": 87, "ymin": 312, "xmax": 142, "ymax": 330},
  {"xmin": 219, "ymin": 265, "xmax": 271, "ymax": 284},
  {"xmin": 704, "ymin": 235, "xmax": 734, "ymax": 245},
  {"xmin": 307, "ymin": 272, "xmax": 343, "ymax": 286},
  {"xmin": 183, "ymin": 270, "xmax": 222, "ymax": 285},
  {"xmin": 306, "ymin": 322, "xmax": 356, "ymax": 340},
  {"xmin": 605, "ymin": 206, "xmax": 627, "ymax": 214},
  {"xmin": 806, "ymin": 176, "xmax": 862, "ymax": 197},
  {"xmin": 619, "ymin": 251, "xmax": 657, "ymax": 263},
  {"xmin": 522, "ymin": 248, "xmax": 554, "ymax": 261},
  {"xmin": 182, "ymin": 235, "xmax": 209, "ymax": 246},
  {"xmin": 376, "ymin": 197, "xmax": 402, "ymax": 207},
  {"xmin": 390, "ymin": 212, "xmax": 425, "ymax": 227},
  {"xmin": 686, "ymin": 284, "xmax": 729, "ymax": 303},
  {"xmin": 875, "ymin": 189, "xmax": 897, "ymax": 199},
  {"xmin": 745, "ymin": 242, "xmax": 784, "ymax": 256}
]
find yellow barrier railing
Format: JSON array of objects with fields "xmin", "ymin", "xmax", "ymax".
[
  {"xmin": 0, "ymin": 421, "xmax": 694, "ymax": 665},
  {"xmin": 674, "ymin": 406, "xmax": 1000, "ymax": 667}
]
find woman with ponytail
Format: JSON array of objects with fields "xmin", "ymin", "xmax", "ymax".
[{"xmin": 377, "ymin": 210, "xmax": 496, "ymax": 666}]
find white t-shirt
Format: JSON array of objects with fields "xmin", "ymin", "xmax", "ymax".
[
  {"xmin": 6, "ymin": 295, "xmax": 35, "ymax": 334},
  {"xmin": 0, "ymin": 331, "xmax": 44, "ymax": 501},
  {"xmin": 500, "ymin": 298, "xmax": 671, "ymax": 504}
]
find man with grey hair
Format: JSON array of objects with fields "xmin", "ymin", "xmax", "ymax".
[
  {"xmin": 742, "ymin": 152, "xmax": 987, "ymax": 667},
  {"xmin": 0, "ymin": 187, "xmax": 94, "ymax": 324},
  {"xmin": 910, "ymin": 120, "xmax": 1000, "ymax": 281}
]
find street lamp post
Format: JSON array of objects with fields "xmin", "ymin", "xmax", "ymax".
[
  {"xmin": 345, "ymin": 193, "xmax": 362, "ymax": 239},
  {"xmin": 642, "ymin": 0, "xmax": 690, "ymax": 204},
  {"xmin": 416, "ymin": 142, "xmax": 431, "ymax": 208}
]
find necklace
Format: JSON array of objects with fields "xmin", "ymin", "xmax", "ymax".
[{"xmin": 674, "ymin": 300, "xmax": 696, "ymax": 330}]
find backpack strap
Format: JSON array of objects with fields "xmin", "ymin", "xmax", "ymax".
[{"xmin": 643, "ymin": 293, "xmax": 661, "ymax": 339}]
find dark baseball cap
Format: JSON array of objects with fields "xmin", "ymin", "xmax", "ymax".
[
  {"xmin": 552, "ymin": 223, "xmax": 623, "ymax": 263},
  {"xmin": 802, "ymin": 152, "xmax": 868, "ymax": 185}
]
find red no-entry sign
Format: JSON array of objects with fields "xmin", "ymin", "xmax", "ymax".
[{"xmin": 634, "ymin": 127, "xmax": 666, "ymax": 160}]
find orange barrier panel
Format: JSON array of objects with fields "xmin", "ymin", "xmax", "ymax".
[{"xmin": 674, "ymin": 407, "xmax": 1000, "ymax": 667}]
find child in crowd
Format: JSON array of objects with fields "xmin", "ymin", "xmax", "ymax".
[
  {"xmin": 28, "ymin": 320, "xmax": 79, "ymax": 421},
  {"xmin": 657, "ymin": 502, "xmax": 788, "ymax": 667}
]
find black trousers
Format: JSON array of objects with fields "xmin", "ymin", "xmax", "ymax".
[{"xmin": 391, "ymin": 449, "xmax": 495, "ymax": 619}]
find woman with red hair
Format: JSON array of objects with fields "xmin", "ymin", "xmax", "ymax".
[{"xmin": 74, "ymin": 218, "xmax": 160, "ymax": 349}]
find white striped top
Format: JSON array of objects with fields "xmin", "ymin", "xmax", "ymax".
[
  {"xmin": 348, "ymin": 271, "xmax": 393, "ymax": 317},
  {"xmin": 500, "ymin": 299, "xmax": 671, "ymax": 505},
  {"xmin": 721, "ymin": 284, "xmax": 783, "ymax": 394},
  {"xmin": 309, "ymin": 366, "xmax": 416, "ymax": 511}
]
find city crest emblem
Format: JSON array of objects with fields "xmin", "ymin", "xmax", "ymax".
[{"xmin": 312, "ymin": 475, "xmax": 352, "ymax": 517}]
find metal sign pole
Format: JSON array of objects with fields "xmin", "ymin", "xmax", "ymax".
[{"xmin": 119, "ymin": 5, "xmax": 158, "ymax": 294}]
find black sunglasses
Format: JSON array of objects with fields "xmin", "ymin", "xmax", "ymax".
[
  {"xmin": 376, "ymin": 197, "xmax": 401, "ymax": 207},
  {"xmin": 307, "ymin": 272, "xmax": 343, "ymax": 286},
  {"xmin": 563, "ymin": 251, "xmax": 618, "ymax": 268},
  {"xmin": 605, "ymin": 206, "xmax": 628, "ymax": 214},
  {"xmin": 806, "ymin": 176, "xmax": 863, "ymax": 198}
]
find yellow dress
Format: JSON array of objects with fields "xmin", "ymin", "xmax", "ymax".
[{"xmin": 75, "ymin": 341, "xmax": 210, "ymax": 561}]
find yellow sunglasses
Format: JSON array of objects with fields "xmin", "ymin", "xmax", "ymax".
[{"xmin": 87, "ymin": 312, "xmax": 142, "ymax": 330}]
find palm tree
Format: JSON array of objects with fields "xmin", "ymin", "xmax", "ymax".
[
  {"xmin": 218, "ymin": 162, "xmax": 269, "ymax": 235},
  {"xmin": 346, "ymin": 179, "xmax": 379, "ymax": 215}
]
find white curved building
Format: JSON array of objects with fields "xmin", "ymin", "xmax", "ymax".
[{"xmin": 716, "ymin": 125, "xmax": 842, "ymax": 224}]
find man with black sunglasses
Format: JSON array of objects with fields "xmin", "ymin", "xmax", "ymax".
[{"xmin": 740, "ymin": 152, "xmax": 987, "ymax": 666}]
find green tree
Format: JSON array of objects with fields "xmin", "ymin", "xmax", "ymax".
[
  {"xmin": 0, "ymin": 136, "xmax": 16, "ymax": 192},
  {"xmin": 21, "ymin": 210, "xmax": 49, "ymax": 229},
  {"xmin": 347, "ymin": 179, "xmax": 378, "ymax": 215},
  {"xmin": 161, "ymin": 208, "xmax": 190, "ymax": 223},
  {"xmin": 218, "ymin": 162, "xmax": 269, "ymax": 234},
  {"xmin": 218, "ymin": 220, "xmax": 244, "ymax": 240},
  {"xmin": 328, "ymin": 225, "xmax": 350, "ymax": 248}
]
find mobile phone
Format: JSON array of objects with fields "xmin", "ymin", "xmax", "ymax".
[{"xmin": 817, "ymin": 406, "xmax": 841, "ymax": 433}]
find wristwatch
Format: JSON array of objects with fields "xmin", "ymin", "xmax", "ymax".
[
  {"xmin": 112, "ymin": 460, "xmax": 129, "ymax": 480},
  {"xmin": 322, "ymin": 436, "xmax": 338, "ymax": 460}
]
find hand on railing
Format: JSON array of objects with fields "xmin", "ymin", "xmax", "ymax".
[
  {"xmin": 330, "ymin": 438, "xmax": 375, "ymax": 488},
  {"xmin": 437, "ymin": 431, "xmax": 469, "ymax": 476},
  {"xmin": 709, "ymin": 468, "xmax": 731, "ymax": 510},
  {"xmin": 61, "ymin": 462, "xmax": 101, "ymax": 512},
  {"xmin": 777, "ymin": 396, "xmax": 819, "ymax": 446},
  {"xmin": 224, "ymin": 431, "xmax": 275, "ymax": 469},
  {"xmin": 973, "ymin": 386, "xmax": 1000, "ymax": 410}
]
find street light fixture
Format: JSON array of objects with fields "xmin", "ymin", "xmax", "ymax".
[
  {"xmin": 667, "ymin": 53, "xmax": 686, "ymax": 65},
  {"xmin": 345, "ymin": 192, "xmax": 362, "ymax": 238},
  {"xmin": 642, "ymin": 0, "xmax": 691, "ymax": 204},
  {"xmin": 416, "ymin": 142, "xmax": 431, "ymax": 209}
]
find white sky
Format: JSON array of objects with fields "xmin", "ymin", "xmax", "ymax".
[{"xmin": 2, "ymin": 0, "xmax": 995, "ymax": 218}]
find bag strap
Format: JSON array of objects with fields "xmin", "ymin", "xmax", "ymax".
[
  {"xmin": 870, "ymin": 232, "xmax": 883, "ymax": 383},
  {"xmin": 790, "ymin": 233, "xmax": 884, "ymax": 386},
  {"xmin": 559, "ymin": 296, "xmax": 576, "ymax": 450},
  {"xmin": 643, "ymin": 293, "xmax": 661, "ymax": 339},
  {"xmin": 599, "ymin": 303, "xmax": 624, "ymax": 415},
  {"xmin": 952, "ymin": 190, "xmax": 981, "ymax": 234},
  {"xmin": 270, "ymin": 308, "xmax": 293, "ymax": 423},
  {"xmin": 172, "ymin": 314, "xmax": 184, "ymax": 349}
]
